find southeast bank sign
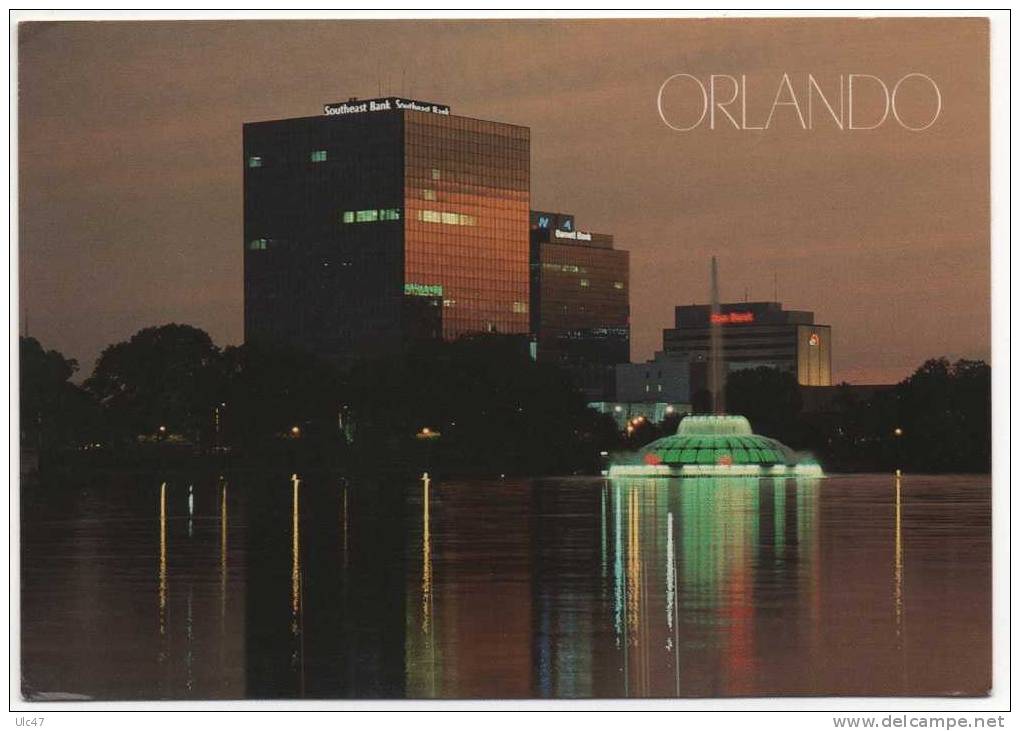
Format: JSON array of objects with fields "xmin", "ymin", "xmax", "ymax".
[{"xmin": 324, "ymin": 97, "xmax": 451, "ymax": 117}]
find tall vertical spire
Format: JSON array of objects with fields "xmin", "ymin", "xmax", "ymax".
[{"xmin": 709, "ymin": 257, "xmax": 725, "ymax": 414}]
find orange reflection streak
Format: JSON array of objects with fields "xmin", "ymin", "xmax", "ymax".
[
  {"xmin": 220, "ymin": 481, "xmax": 228, "ymax": 619},
  {"xmin": 422, "ymin": 473, "xmax": 433, "ymax": 636},
  {"xmin": 894, "ymin": 473, "xmax": 904, "ymax": 639},
  {"xmin": 290, "ymin": 473, "xmax": 304, "ymax": 694},
  {"xmin": 723, "ymin": 569, "xmax": 754, "ymax": 694},
  {"xmin": 626, "ymin": 486, "xmax": 639, "ymax": 641},
  {"xmin": 625, "ymin": 485, "xmax": 650, "ymax": 696},
  {"xmin": 158, "ymin": 481, "xmax": 167, "ymax": 638},
  {"xmin": 291, "ymin": 474, "xmax": 301, "ymax": 626},
  {"xmin": 721, "ymin": 486, "xmax": 756, "ymax": 695}
]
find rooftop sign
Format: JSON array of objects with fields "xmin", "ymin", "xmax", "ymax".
[
  {"xmin": 324, "ymin": 97, "xmax": 451, "ymax": 117},
  {"xmin": 554, "ymin": 229, "xmax": 593, "ymax": 242},
  {"xmin": 710, "ymin": 311, "xmax": 755, "ymax": 324}
]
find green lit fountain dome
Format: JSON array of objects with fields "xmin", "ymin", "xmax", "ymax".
[{"xmin": 639, "ymin": 414, "xmax": 795, "ymax": 468}]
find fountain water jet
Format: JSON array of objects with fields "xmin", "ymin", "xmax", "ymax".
[{"xmin": 608, "ymin": 257, "xmax": 823, "ymax": 478}]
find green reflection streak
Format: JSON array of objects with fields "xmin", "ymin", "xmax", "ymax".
[{"xmin": 773, "ymin": 477, "xmax": 786, "ymax": 558}]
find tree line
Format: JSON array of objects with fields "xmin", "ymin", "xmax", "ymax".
[
  {"xmin": 19, "ymin": 324, "xmax": 619, "ymax": 476},
  {"xmin": 20, "ymin": 324, "xmax": 991, "ymax": 474}
]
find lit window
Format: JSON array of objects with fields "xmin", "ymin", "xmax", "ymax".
[
  {"xmin": 419, "ymin": 209, "xmax": 475, "ymax": 226},
  {"xmin": 613, "ymin": 281, "xmax": 625, "ymax": 290},
  {"xmin": 405, "ymin": 283, "xmax": 443, "ymax": 297},
  {"xmin": 249, "ymin": 238, "xmax": 268, "ymax": 251},
  {"xmin": 431, "ymin": 168, "xmax": 441, "ymax": 180},
  {"xmin": 512, "ymin": 302, "xmax": 527, "ymax": 313},
  {"xmin": 341, "ymin": 211, "xmax": 355, "ymax": 224},
  {"xmin": 310, "ymin": 150, "xmax": 327, "ymax": 163},
  {"xmin": 248, "ymin": 156, "xmax": 262, "ymax": 168},
  {"xmin": 580, "ymin": 279, "xmax": 590, "ymax": 288},
  {"xmin": 380, "ymin": 208, "xmax": 401, "ymax": 221},
  {"xmin": 563, "ymin": 265, "xmax": 580, "ymax": 273},
  {"xmin": 423, "ymin": 189, "xmax": 436, "ymax": 201},
  {"xmin": 355, "ymin": 210, "xmax": 379, "ymax": 222}
]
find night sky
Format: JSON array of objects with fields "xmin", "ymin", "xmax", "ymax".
[{"xmin": 18, "ymin": 18, "xmax": 989, "ymax": 383}]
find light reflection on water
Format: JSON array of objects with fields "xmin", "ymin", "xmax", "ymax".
[{"xmin": 20, "ymin": 472, "xmax": 990, "ymax": 700}]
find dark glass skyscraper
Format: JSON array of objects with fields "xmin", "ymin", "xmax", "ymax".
[
  {"xmin": 243, "ymin": 97, "xmax": 530, "ymax": 363},
  {"xmin": 529, "ymin": 211, "xmax": 630, "ymax": 400}
]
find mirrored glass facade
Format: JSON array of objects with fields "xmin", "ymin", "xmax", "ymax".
[{"xmin": 405, "ymin": 114, "xmax": 530, "ymax": 339}]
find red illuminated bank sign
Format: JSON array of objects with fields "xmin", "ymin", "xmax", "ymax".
[{"xmin": 710, "ymin": 311, "xmax": 755, "ymax": 325}]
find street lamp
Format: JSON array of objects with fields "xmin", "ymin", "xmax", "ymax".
[
  {"xmin": 291, "ymin": 425, "xmax": 301, "ymax": 438},
  {"xmin": 893, "ymin": 427, "xmax": 904, "ymax": 475}
]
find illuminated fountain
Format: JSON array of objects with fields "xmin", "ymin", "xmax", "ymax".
[
  {"xmin": 609, "ymin": 257, "xmax": 823, "ymax": 478},
  {"xmin": 609, "ymin": 413, "xmax": 822, "ymax": 477}
]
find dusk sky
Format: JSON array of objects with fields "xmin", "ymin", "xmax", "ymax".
[{"xmin": 18, "ymin": 18, "xmax": 989, "ymax": 383}]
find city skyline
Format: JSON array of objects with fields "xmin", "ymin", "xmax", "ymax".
[{"xmin": 18, "ymin": 18, "xmax": 989, "ymax": 383}]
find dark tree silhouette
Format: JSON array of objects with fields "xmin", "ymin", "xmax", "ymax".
[
  {"xmin": 27, "ymin": 319, "xmax": 991, "ymax": 476},
  {"xmin": 724, "ymin": 366, "xmax": 803, "ymax": 444},
  {"xmin": 895, "ymin": 358, "xmax": 991, "ymax": 472},
  {"xmin": 220, "ymin": 342, "xmax": 345, "ymax": 449},
  {"xmin": 84, "ymin": 324, "xmax": 222, "ymax": 443},
  {"xmin": 20, "ymin": 337, "xmax": 100, "ymax": 453},
  {"xmin": 344, "ymin": 334, "xmax": 614, "ymax": 475}
]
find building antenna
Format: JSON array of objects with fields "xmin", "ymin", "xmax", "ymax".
[
  {"xmin": 744, "ymin": 286, "xmax": 748, "ymax": 302},
  {"xmin": 773, "ymin": 271, "xmax": 778, "ymax": 302},
  {"xmin": 377, "ymin": 62, "xmax": 381, "ymax": 96},
  {"xmin": 401, "ymin": 67, "xmax": 406, "ymax": 97}
]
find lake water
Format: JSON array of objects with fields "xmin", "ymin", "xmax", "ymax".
[{"xmin": 19, "ymin": 471, "xmax": 991, "ymax": 700}]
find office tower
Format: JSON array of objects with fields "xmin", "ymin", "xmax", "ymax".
[
  {"xmin": 243, "ymin": 97, "xmax": 530, "ymax": 363},
  {"xmin": 529, "ymin": 211, "xmax": 630, "ymax": 399}
]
